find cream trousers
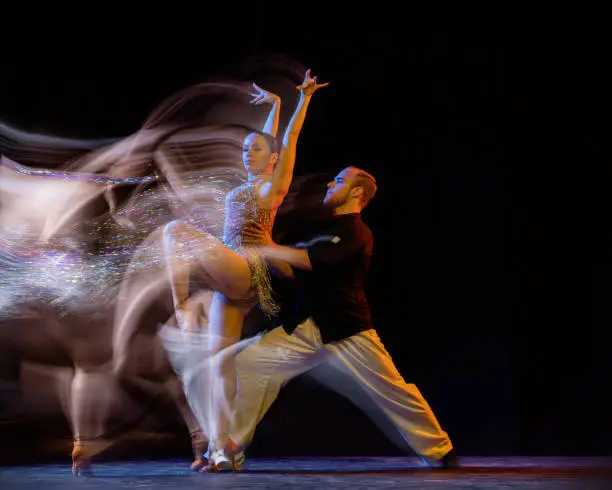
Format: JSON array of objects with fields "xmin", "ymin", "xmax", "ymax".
[{"xmin": 231, "ymin": 318, "xmax": 453, "ymax": 460}]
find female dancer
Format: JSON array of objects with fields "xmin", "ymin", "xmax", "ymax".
[{"xmin": 162, "ymin": 69, "xmax": 328, "ymax": 470}]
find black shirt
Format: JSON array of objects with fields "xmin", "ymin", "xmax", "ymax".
[{"xmin": 282, "ymin": 213, "xmax": 374, "ymax": 343}]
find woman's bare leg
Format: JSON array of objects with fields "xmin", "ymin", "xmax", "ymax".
[
  {"xmin": 162, "ymin": 221, "xmax": 254, "ymax": 469},
  {"xmin": 162, "ymin": 222, "xmax": 193, "ymax": 310},
  {"xmin": 164, "ymin": 374, "xmax": 209, "ymax": 469},
  {"xmin": 162, "ymin": 220, "xmax": 252, "ymax": 307},
  {"xmin": 206, "ymin": 293, "xmax": 249, "ymax": 462},
  {"xmin": 70, "ymin": 367, "xmax": 115, "ymax": 475}
]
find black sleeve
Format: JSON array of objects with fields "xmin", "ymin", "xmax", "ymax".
[{"xmin": 306, "ymin": 224, "xmax": 368, "ymax": 271}]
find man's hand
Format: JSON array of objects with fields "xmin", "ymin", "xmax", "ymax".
[{"xmin": 242, "ymin": 222, "xmax": 274, "ymax": 246}]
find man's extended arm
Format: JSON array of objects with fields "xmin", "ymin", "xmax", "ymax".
[{"xmin": 258, "ymin": 244, "xmax": 313, "ymax": 271}]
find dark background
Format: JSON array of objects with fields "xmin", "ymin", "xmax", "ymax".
[{"xmin": 1, "ymin": 19, "xmax": 611, "ymax": 460}]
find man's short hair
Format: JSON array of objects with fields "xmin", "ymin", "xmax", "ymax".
[{"xmin": 349, "ymin": 166, "xmax": 377, "ymax": 206}]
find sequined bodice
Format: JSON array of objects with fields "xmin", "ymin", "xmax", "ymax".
[{"xmin": 223, "ymin": 182, "xmax": 275, "ymax": 250}]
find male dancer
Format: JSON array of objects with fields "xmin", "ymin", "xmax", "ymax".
[{"xmin": 226, "ymin": 165, "xmax": 458, "ymax": 470}]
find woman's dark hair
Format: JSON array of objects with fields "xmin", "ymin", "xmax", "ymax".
[{"xmin": 248, "ymin": 129, "xmax": 280, "ymax": 154}]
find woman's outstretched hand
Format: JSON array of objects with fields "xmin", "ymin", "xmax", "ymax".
[
  {"xmin": 297, "ymin": 69, "xmax": 329, "ymax": 96},
  {"xmin": 249, "ymin": 83, "xmax": 281, "ymax": 106}
]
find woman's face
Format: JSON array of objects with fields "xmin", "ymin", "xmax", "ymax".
[{"xmin": 242, "ymin": 133, "xmax": 275, "ymax": 174}]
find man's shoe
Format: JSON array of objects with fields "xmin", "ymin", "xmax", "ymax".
[
  {"xmin": 201, "ymin": 439, "xmax": 241, "ymax": 473},
  {"xmin": 420, "ymin": 448, "xmax": 460, "ymax": 469},
  {"xmin": 439, "ymin": 448, "xmax": 460, "ymax": 469}
]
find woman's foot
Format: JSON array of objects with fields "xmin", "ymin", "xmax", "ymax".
[
  {"xmin": 189, "ymin": 428, "xmax": 209, "ymax": 471},
  {"xmin": 190, "ymin": 458, "xmax": 208, "ymax": 471},
  {"xmin": 71, "ymin": 443, "xmax": 93, "ymax": 476}
]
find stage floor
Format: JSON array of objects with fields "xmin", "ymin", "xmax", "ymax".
[{"xmin": 1, "ymin": 457, "xmax": 611, "ymax": 489}]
